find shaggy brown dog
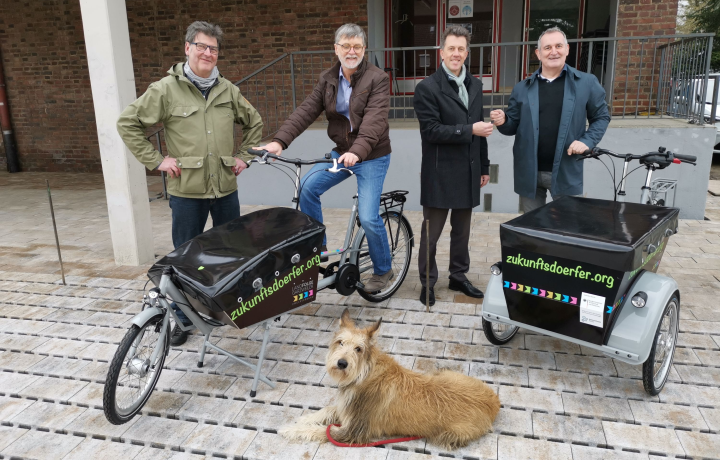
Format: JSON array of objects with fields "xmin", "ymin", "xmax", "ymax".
[{"xmin": 279, "ymin": 309, "xmax": 500, "ymax": 449}]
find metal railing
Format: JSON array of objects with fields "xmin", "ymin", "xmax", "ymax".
[{"xmin": 234, "ymin": 33, "xmax": 716, "ymax": 135}]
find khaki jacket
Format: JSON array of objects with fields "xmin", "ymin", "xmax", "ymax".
[
  {"xmin": 273, "ymin": 59, "xmax": 391, "ymax": 162},
  {"xmin": 117, "ymin": 63, "xmax": 264, "ymax": 198}
]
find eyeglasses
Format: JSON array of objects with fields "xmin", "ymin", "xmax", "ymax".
[
  {"xmin": 336, "ymin": 43, "xmax": 365, "ymax": 53},
  {"xmin": 191, "ymin": 42, "xmax": 219, "ymax": 55}
]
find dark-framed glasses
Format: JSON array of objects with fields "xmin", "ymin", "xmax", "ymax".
[
  {"xmin": 191, "ymin": 42, "xmax": 219, "ymax": 55},
  {"xmin": 336, "ymin": 43, "xmax": 365, "ymax": 53}
]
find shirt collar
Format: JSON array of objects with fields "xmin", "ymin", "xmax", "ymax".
[
  {"xmin": 537, "ymin": 64, "xmax": 568, "ymax": 82},
  {"xmin": 339, "ymin": 66, "xmax": 349, "ymax": 84}
]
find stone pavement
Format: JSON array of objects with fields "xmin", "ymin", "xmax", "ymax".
[{"xmin": 1, "ymin": 171, "xmax": 720, "ymax": 459}]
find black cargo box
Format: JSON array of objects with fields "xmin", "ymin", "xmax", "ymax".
[
  {"xmin": 500, "ymin": 197, "xmax": 678, "ymax": 345},
  {"xmin": 148, "ymin": 208, "xmax": 325, "ymax": 330}
]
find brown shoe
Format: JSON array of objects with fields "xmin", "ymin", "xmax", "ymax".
[{"xmin": 363, "ymin": 269, "xmax": 394, "ymax": 293}]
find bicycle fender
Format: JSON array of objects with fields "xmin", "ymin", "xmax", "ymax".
[
  {"xmin": 605, "ymin": 271, "xmax": 679, "ymax": 364},
  {"xmin": 131, "ymin": 307, "xmax": 165, "ymax": 328},
  {"xmin": 481, "ymin": 272, "xmax": 510, "ymax": 318}
]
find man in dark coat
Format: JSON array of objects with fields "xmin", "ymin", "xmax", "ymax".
[
  {"xmin": 490, "ymin": 27, "xmax": 610, "ymax": 212},
  {"xmin": 413, "ymin": 25, "xmax": 492, "ymax": 306}
]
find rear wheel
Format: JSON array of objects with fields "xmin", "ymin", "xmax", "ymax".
[
  {"xmin": 355, "ymin": 212, "xmax": 412, "ymax": 302},
  {"xmin": 103, "ymin": 313, "xmax": 169, "ymax": 424},
  {"xmin": 642, "ymin": 295, "xmax": 679, "ymax": 395},
  {"xmin": 482, "ymin": 318, "xmax": 519, "ymax": 345}
]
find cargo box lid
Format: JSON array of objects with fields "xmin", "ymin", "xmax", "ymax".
[{"xmin": 500, "ymin": 197, "xmax": 679, "ymax": 271}]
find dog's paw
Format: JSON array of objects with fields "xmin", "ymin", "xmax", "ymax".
[{"xmin": 279, "ymin": 423, "xmax": 328, "ymax": 443}]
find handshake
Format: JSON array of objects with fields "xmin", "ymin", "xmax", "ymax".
[{"xmin": 472, "ymin": 110, "xmax": 506, "ymax": 137}]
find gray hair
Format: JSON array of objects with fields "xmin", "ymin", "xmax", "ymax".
[
  {"xmin": 334, "ymin": 23, "xmax": 367, "ymax": 47},
  {"xmin": 537, "ymin": 27, "xmax": 567, "ymax": 50},
  {"xmin": 441, "ymin": 25, "xmax": 471, "ymax": 49},
  {"xmin": 185, "ymin": 21, "xmax": 224, "ymax": 48}
]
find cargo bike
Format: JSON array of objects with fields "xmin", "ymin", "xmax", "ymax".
[
  {"xmin": 103, "ymin": 150, "xmax": 413, "ymax": 424},
  {"xmin": 481, "ymin": 146, "xmax": 697, "ymax": 395}
]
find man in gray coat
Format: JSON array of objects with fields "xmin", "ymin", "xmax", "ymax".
[{"xmin": 490, "ymin": 27, "xmax": 610, "ymax": 212}]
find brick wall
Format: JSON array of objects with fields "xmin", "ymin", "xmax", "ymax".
[
  {"xmin": 0, "ymin": 0, "xmax": 367, "ymax": 173},
  {"xmin": 611, "ymin": 0, "xmax": 679, "ymax": 116}
]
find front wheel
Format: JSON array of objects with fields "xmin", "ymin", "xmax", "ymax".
[
  {"xmin": 355, "ymin": 212, "xmax": 413, "ymax": 302},
  {"xmin": 642, "ymin": 295, "xmax": 679, "ymax": 395},
  {"xmin": 103, "ymin": 313, "xmax": 169, "ymax": 424},
  {"xmin": 482, "ymin": 318, "xmax": 519, "ymax": 345}
]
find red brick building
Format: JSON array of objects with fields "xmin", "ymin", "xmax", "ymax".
[{"xmin": 0, "ymin": 0, "xmax": 680, "ymax": 173}]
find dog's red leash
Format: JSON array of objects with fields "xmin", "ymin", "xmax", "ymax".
[{"xmin": 326, "ymin": 424, "xmax": 423, "ymax": 447}]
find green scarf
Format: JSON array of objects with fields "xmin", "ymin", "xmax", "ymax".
[{"xmin": 442, "ymin": 62, "xmax": 468, "ymax": 108}]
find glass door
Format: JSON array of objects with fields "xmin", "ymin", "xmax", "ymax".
[
  {"xmin": 522, "ymin": 0, "xmax": 584, "ymax": 77},
  {"xmin": 390, "ymin": 0, "xmax": 439, "ymax": 93}
]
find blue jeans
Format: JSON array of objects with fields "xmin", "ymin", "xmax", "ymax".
[
  {"xmin": 168, "ymin": 190, "xmax": 241, "ymax": 325},
  {"xmin": 299, "ymin": 151, "xmax": 392, "ymax": 275}
]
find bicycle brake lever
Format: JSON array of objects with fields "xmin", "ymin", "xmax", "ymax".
[{"xmin": 326, "ymin": 159, "xmax": 355, "ymax": 175}]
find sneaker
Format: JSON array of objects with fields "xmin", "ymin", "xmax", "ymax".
[
  {"xmin": 170, "ymin": 323, "xmax": 189, "ymax": 346},
  {"xmin": 363, "ymin": 269, "xmax": 394, "ymax": 293}
]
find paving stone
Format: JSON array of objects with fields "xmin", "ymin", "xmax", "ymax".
[
  {"xmin": 422, "ymin": 325, "xmax": 472, "ymax": 343},
  {"xmin": 469, "ymin": 362, "xmax": 528, "ymax": 386},
  {"xmin": 262, "ymin": 342, "xmax": 315, "ymax": 362},
  {"xmin": 392, "ymin": 338, "xmax": 444, "ymax": 357},
  {"xmin": 0, "ymin": 350, "xmax": 47, "ymax": 371},
  {"xmin": 295, "ymin": 329, "xmax": 334, "ymax": 346},
  {"xmin": 0, "ymin": 425, "xmax": 28, "ymax": 452},
  {"xmin": 182, "ymin": 424, "xmax": 257, "ymax": 456},
  {"xmin": 133, "ymin": 446, "xmax": 207, "ymax": 460},
  {"xmin": 314, "ymin": 442, "xmax": 389, "ymax": 460},
  {"xmin": 676, "ymin": 431, "xmax": 720, "ymax": 460},
  {"xmin": 589, "ymin": 375, "xmax": 660, "ymax": 401},
  {"xmin": 533, "ymin": 412, "xmax": 606, "ymax": 445},
  {"xmin": 176, "ymin": 395, "xmax": 245, "ymax": 423},
  {"xmin": 225, "ymin": 378, "xmax": 290, "ymax": 402},
  {"xmin": 40, "ymin": 322, "xmax": 94, "ymax": 339},
  {"xmin": 528, "ymin": 369, "xmax": 592, "ymax": 393},
  {"xmin": 122, "ymin": 415, "xmax": 197, "ymax": 447},
  {"xmin": 377, "ymin": 322, "xmax": 425, "ymax": 339},
  {"xmin": 27, "ymin": 356, "xmax": 91, "ymax": 379},
  {"xmin": 524, "ymin": 334, "xmax": 582, "ymax": 354},
  {"xmin": 413, "ymin": 357, "xmax": 469, "ymax": 374},
  {"xmin": 168, "ymin": 350, "xmax": 228, "ymax": 371},
  {"xmin": 10, "ymin": 400, "xmax": 86, "ymax": 429},
  {"xmin": 173, "ymin": 371, "xmax": 237, "ymax": 395},
  {"xmin": 677, "ymin": 332, "xmax": 720, "ymax": 349},
  {"xmin": 562, "ymin": 393, "xmax": 634, "ymax": 422},
  {"xmin": 279, "ymin": 383, "xmax": 336, "ymax": 408},
  {"xmin": 699, "ymin": 407, "xmax": 720, "ymax": 431},
  {"xmin": 235, "ymin": 401, "xmax": 304, "ymax": 429},
  {"xmin": 32, "ymin": 337, "xmax": 92, "ymax": 357},
  {"xmin": 659, "ymin": 382, "xmax": 720, "ymax": 405},
  {"xmin": 692, "ymin": 349, "xmax": 720, "ymax": 366},
  {"xmin": 570, "ymin": 445, "xmax": 650, "ymax": 460},
  {"xmin": 555, "ymin": 354, "xmax": 617, "ymax": 376},
  {"xmin": 0, "ymin": 332, "xmax": 50, "ymax": 351},
  {"xmin": 497, "ymin": 435, "xmax": 572, "ymax": 460},
  {"xmin": 675, "ymin": 364, "xmax": 720, "ymax": 385},
  {"xmin": 73, "ymin": 360, "xmax": 112, "ymax": 382},
  {"xmin": 78, "ymin": 325, "xmax": 128, "ymax": 343},
  {"xmin": 62, "ymin": 438, "xmax": 145, "ymax": 459},
  {"xmin": 446, "ymin": 432, "xmax": 497, "ymax": 459},
  {"xmin": 0, "ymin": 371, "xmax": 40, "ymax": 394},
  {"xmin": 499, "ymin": 348, "xmax": 556, "ymax": 369},
  {"xmin": 443, "ymin": 342, "xmax": 498, "ymax": 362},
  {"xmin": 499, "ymin": 386, "xmax": 563, "ymax": 412},
  {"xmin": 243, "ymin": 431, "xmax": 320, "ymax": 460},
  {"xmin": 65, "ymin": 407, "xmax": 139, "ymax": 438},
  {"xmin": 0, "ymin": 429, "xmax": 83, "ymax": 459},
  {"xmin": 629, "ymin": 400, "xmax": 708, "ymax": 430},
  {"xmin": 249, "ymin": 326, "xmax": 301, "ymax": 343},
  {"xmin": 493, "ymin": 407, "xmax": 533, "ymax": 435},
  {"xmin": 603, "ymin": 422, "xmax": 685, "ymax": 455},
  {"xmin": 141, "ymin": 391, "xmax": 192, "ymax": 416},
  {"xmin": 19, "ymin": 376, "xmax": 88, "ymax": 401},
  {"xmin": 282, "ymin": 314, "xmax": 335, "ymax": 330},
  {"xmin": 0, "ymin": 396, "xmax": 34, "ymax": 421},
  {"xmin": 268, "ymin": 361, "xmax": 326, "ymax": 384},
  {"xmin": 403, "ymin": 311, "xmax": 450, "ymax": 327}
]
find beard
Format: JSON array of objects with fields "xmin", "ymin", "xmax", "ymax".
[{"xmin": 341, "ymin": 54, "xmax": 362, "ymax": 70}]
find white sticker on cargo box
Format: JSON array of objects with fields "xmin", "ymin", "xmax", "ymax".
[{"xmin": 579, "ymin": 292, "xmax": 605, "ymax": 328}]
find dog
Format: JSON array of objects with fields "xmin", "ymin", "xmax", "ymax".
[{"xmin": 279, "ymin": 309, "xmax": 500, "ymax": 449}]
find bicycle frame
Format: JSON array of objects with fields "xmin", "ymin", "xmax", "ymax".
[{"xmin": 616, "ymin": 158, "xmax": 656, "ymax": 204}]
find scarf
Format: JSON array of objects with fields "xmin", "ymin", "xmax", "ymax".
[
  {"xmin": 441, "ymin": 61, "xmax": 468, "ymax": 109},
  {"xmin": 183, "ymin": 62, "xmax": 219, "ymax": 90}
]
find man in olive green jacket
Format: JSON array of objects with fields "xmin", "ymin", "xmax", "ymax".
[{"xmin": 117, "ymin": 21, "xmax": 263, "ymax": 345}]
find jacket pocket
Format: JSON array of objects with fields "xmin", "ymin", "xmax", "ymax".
[
  {"xmin": 171, "ymin": 106, "xmax": 200, "ymax": 118},
  {"xmin": 175, "ymin": 156, "xmax": 207, "ymax": 194},
  {"xmin": 219, "ymin": 156, "xmax": 238, "ymax": 193}
]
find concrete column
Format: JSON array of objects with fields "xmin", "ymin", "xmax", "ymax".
[{"xmin": 79, "ymin": 0, "xmax": 154, "ymax": 266}]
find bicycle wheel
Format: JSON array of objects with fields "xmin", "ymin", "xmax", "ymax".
[
  {"xmin": 355, "ymin": 211, "xmax": 412, "ymax": 302},
  {"xmin": 482, "ymin": 318, "xmax": 519, "ymax": 345},
  {"xmin": 103, "ymin": 313, "xmax": 169, "ymax": 424},
  {"xmin": 642, "ymin": 295, "xmax": 679, "ymax": 395}
]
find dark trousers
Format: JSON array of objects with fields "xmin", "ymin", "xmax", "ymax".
[
  {"xmin": 169, "ymin": 191, "xmax": 241, "ymax": 249},
  {"xmin": 418, "ymin": 206, "xmax": 472, "ymax": 288},
  {"xmin": 168, "ymin": 191, "xmax": 240, "ymax": 325}
]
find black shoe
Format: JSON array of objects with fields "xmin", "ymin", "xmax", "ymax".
[
  {"xmin": 419, "ymin": 286, "xmax": 435, "ymax": 306},
  {"xmin": 170, "ymin": 323, "xmax": 190, "ymax": 346},
  {"xmin": 448, "ymin": 279, "xmax": 484, "ymax": 298}
]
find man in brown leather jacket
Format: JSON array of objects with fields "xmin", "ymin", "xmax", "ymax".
[{"xmin": 259, "ymin": 23, "xmax": 393, "ymax": 293}]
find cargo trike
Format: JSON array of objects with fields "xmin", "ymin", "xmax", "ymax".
[{"xmin": 481, "ymin": 146, "xmax": 697, "ymax": 395}]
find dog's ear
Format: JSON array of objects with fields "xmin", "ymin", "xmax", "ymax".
[
  {"xmin": 365, "ymin": 317, "xmax": 382, "ymax": 337},
  {"xmin": 340, "ymin": 308, "xmax": 355, "ymax": 329}
]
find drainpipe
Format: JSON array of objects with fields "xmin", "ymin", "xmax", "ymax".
[{"xmin": 0, "ymin": 47, "xmax": 20, "ymax": 173}]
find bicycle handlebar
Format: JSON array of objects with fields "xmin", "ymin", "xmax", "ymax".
[
  {"xmin": 247, "ymin": 148, "xmax": 335, "ymax": 165},
  {"xmin": 673, "ymin": 153, "xmax": 698, "ymax": 163},
  {"xmin": 580, "ymin": 147, "xmax": 697, "ymax": 165}
]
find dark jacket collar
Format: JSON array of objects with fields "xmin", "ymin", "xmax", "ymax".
[
  {"xmin": 526, "ymin": 64, "xmax": 579, "ymax": 84},
  {"xmin": 433, "ymin": 66, "xmax": 481, "ymax": 110},
  {"xmin": 324, "ymin": 59, "xmax": 368, "ymax": 88}
]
